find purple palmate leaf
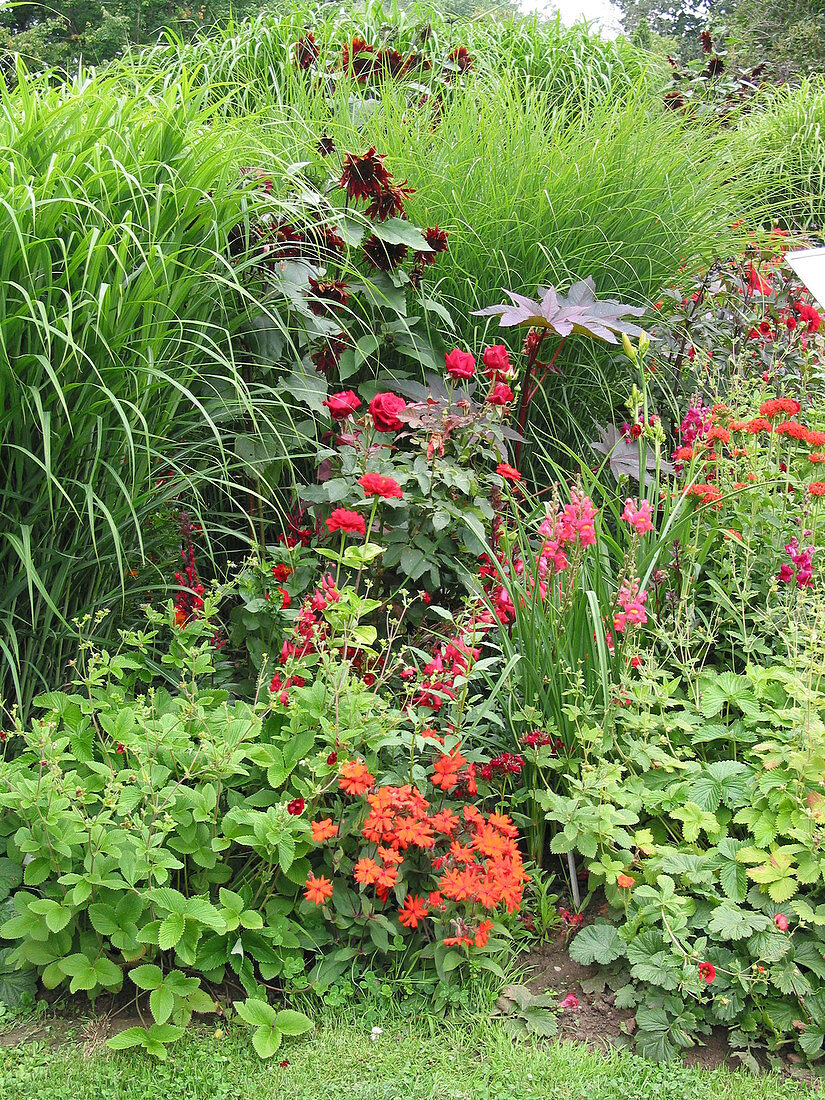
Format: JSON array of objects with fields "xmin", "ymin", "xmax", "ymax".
[
  {"xmin": 473, "ymin": 277, "xmax": 648, "ymax": 344},
  {"xmin": 591, "ymin": 424, "xmax": 674, "ymax": 482}
]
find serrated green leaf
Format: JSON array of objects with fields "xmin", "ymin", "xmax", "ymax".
[
  {"xmin": 273, "ymin": 1009, "xmax": 313, "ymax": 1036},
  {"xmin": 150, "ymin": 986, "xmax": 176, "ymax": 1026},
  {"xmin": 569, "ymin": 923, "xmax": 624, "ymax": 965},
  {"xmin": 158, "ymin": 912, "xmax": 185, "ymax": 950},
  {"xmin": 129, "ymin": 964, "xmax": 163, "ymax": 991},
  {"xmin": 0, "ymin": 859, "xmax": 22, "ymax": 904},
  {"xmin": 252, "ymin": 1024, "xmax": 282, "ymax": 1059},
  {"xmin": 234, "ymin": 997, "xmax": 277, "ymax": 1027},
  {"xmin": 107, "ymin": 1027, "xmax": 150, "ymax": 1052},
  {"xmin": 708, "ymin": 904, "xmax": 771, "ymax": 941}
]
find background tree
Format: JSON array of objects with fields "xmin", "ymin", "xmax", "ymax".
[
  {"xmin": 726, "ymin": 0, "xmax": 825, "ymax": 77},
  {"xmin": 0, "ymin": 0, "xmax": 272, "ymax": 72},
  {"xmin": 615, "ymin": 0, "xmax": 727, "ymax": 60}
]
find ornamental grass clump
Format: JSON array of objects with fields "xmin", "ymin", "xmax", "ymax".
[{"xmin": 0, "ymin": 67, "xmax": 291, "ymax": 719}]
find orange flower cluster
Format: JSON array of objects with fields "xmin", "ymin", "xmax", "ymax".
[
  {"xmin": 338, "ymin": 759, "xmax": 375, "ymax": 796},
  {"xmin": 444, "ymin": 917, "xmax": 493, "ymax": 947},
  {"xmin": 685, "ymin": 483, "xmax": 723, "ymax": 506},
  {"xmin": 760, "ymin": 397, "xmax": 801, "ymax": 419},
  {"xmin": 310, "ymin": 818, "xmax": 339, "ymax": 842},
  {"xmin": 723, "ymin": 416, "xmax": 825, "ymax": 448},
  {"xmin": 775, "ymin": 420, "xmax": 809, "ymax": 440},
  {"xmin": 304, "ymin": 873, "xmax": 333, "ymax": 904},
  {"xmin": 306, "ymin": 763, "xmax": 529, "ymax": 948},
  {"xmin": 431, "ymin": 747, "xmax": 477, "ymax": 793}
]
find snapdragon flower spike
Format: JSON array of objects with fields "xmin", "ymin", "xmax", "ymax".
[
  {"xmin": 414, "ymin": 633, "xmax": 481, "ymax": 707},
  {"xmin": 677, "ymin": 401, "xmax": 712, "ymax": 447},
  {"xmin": 173, "ymin": 514, "xmax": 205, "ymax": 627},
  {"xmin": 621, "ymin": 497, "xmax": 655, "ymax": 535},
  {"xmin": 779, "ymin": 537, "xmax": 815, "ymax": 588},
  {"xmin": 613, "ymin": 579, "xmax": 648, "ymax": 634}
]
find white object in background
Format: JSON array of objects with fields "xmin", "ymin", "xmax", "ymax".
[{"xmin": 785, "ymin": 247, "xmax": 825, "ymax": 308}]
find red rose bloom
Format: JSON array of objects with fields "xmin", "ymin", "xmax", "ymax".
[
  {"xmin": 358, "ymin": 472, "xmax": 403, "ymax": 499},
  {"xmin": 483, "ymin": 344, "xmax": 512, "ymax": 381},
  {"xmin": 369, "ymin": 392, "xmax": 407, "ymax": 432},
  {"xmin": 487, "ymin": 382, "xmax": 514, "ymax": 406},
  {"xmin": 445, "ymin": 348, "xmax": 476, "ymax": 380},
  {"xmin": 496, "ymin": 462, "xmax": 521, "ymax": 482},
  {"xmin": 324, "ymin": 390, "xmax": 361, "ymax": 420},
  {"xmin": 326, "ymin": 508, "xmax": 367, "ymax": 536},
  {"xmin": 287, "ymin": 797, "xmax": 305, "ymax": 816}
]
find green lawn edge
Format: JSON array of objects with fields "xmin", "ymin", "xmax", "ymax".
[{"xmin": 0, "ymin": 1016, "xmax": 808, "ymax": 1100}]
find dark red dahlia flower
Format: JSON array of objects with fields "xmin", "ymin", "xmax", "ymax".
[
  {"xmin": 267, "ymin": 221, "xmax": 304, "ymax": 259},
  {"xmin": 366, "ymin": 182, "xmax": 414, "ymax": 221},
  {"xmin": 307, "ymin": 277, "xmax": 350, "ymax": 315},
  {"xmin": 339, "ymin": 146, "xmax": 393, "ymax": 202},
  {"xmin": 317, "ymin": 133, "xmax": 336, "ymax": 157},
  {"xmin": 342, "ymin": 36, "xmax": 376, "ymax": 82},
  {"xmin": 295, "ymin": 33, "xmax": 319, "ymax": 70},
  {"xmin": 311, "ymin": 333, "xmax": 348, "ymax": 374},
  {"xmin": 362, "ymin": 235, "xmax": 408, "ymax": 271},
  {"xmin": 303, "ymin": 223, "xmax": 345, "ymax": 257},
  {"xmin": 448, "ymin": 46, "xmax": 473, "ymax": 73},
  {"xmin": 375, "ymin": 48, "xmax": 406, "ymax": 78},
  {"xmin": 414, "ymin": 225, "xmax": 448, "ymax": 267}
]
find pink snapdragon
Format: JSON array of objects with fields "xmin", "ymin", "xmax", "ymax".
[
  {"xmin": 621, "ymin": 497, "xmax": 655, "ymax": 535},
  {"xmin": 558, "ymin": 490, "xmax": 598, "ymax": 547},
  {"xmin": 537, "ymin": 491, "xmax": 599, "ymax": 575},
  {"xmin": 613, "ymin": 579, "xmax": 648, "ymax": 633},
  {"xmin": 779, "ymin": 537, "xmax": 815, "ymax": 588},
  {"xmin": 676, "ymin": 400, "xmax": 711, "ymax": 447}
]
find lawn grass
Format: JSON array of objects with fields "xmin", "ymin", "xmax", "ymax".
[{"xmin": 0, "ymin": 1016, "xmax": 807, "ymax": 1100}]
